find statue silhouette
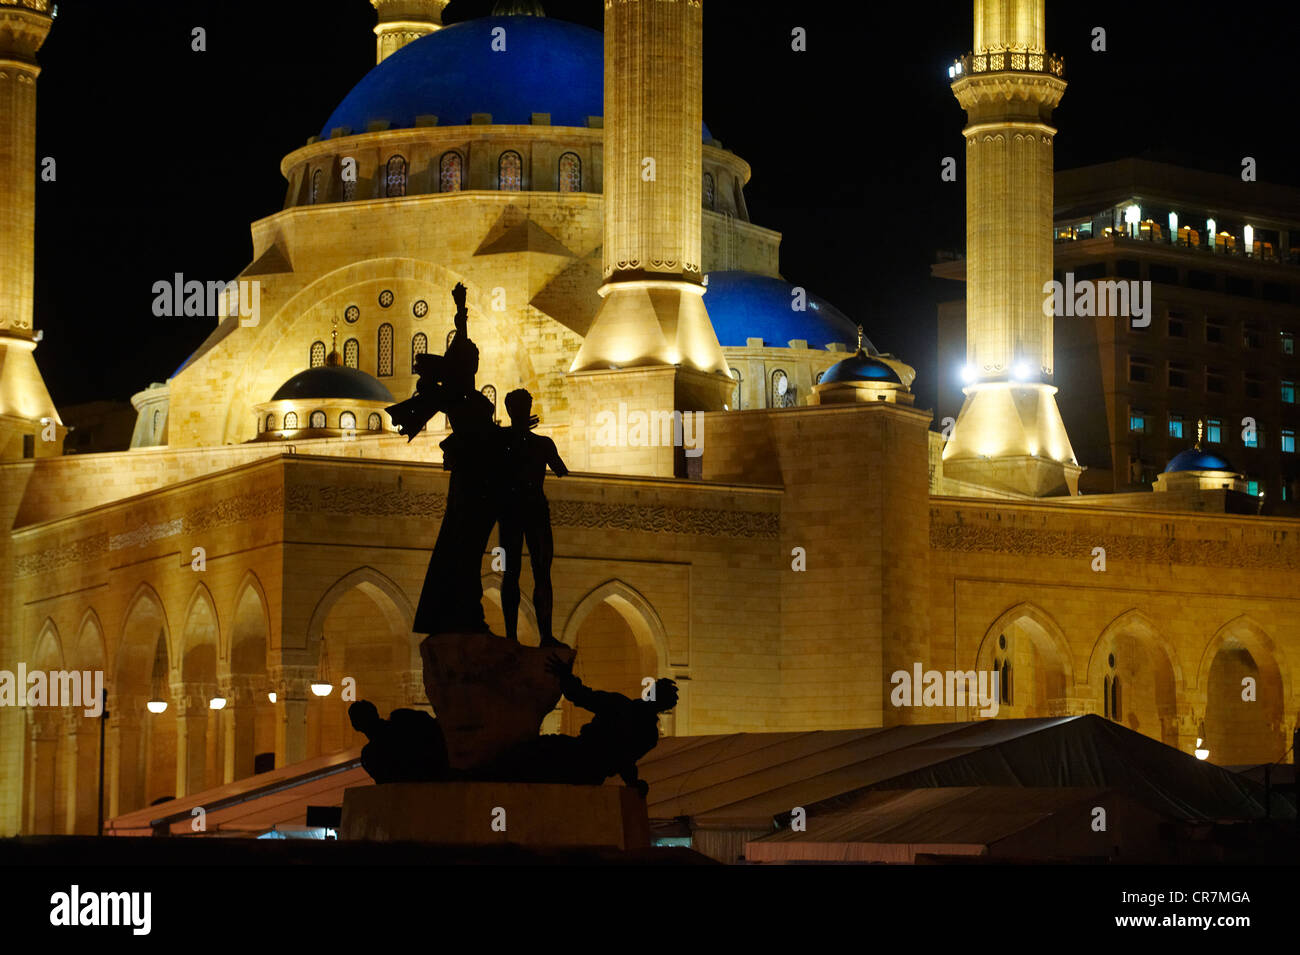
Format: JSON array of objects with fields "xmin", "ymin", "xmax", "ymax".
[
  {"xmin": 499, "ymin": 389, "xmax": 568, "ymax": 646},
  {"xmin": 481, "ymin": 654, "xmax": 677, "ymax": 796},
  {"xmin": 349, "ymin": 700, "xmax": 451, "ymax": 784},
  {"xmin": 390, "ymin": 284, "xmax": 505, "ymax": 635}
]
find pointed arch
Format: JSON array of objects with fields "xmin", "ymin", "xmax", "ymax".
[
  {"xmin": 560, "ymin": 579, "xmax": 670, "ymax": 677},
  {"xmin": 1195, "ymin": 614, "xmax": 1287, "ymax": 698},
  {"xmin": 227, "ymin": 571, "xmax": 271, "ymax": 660},
  {"xmin": 115, "ymin": 582, "xmax": 172, "ymax": 677},
  {"xmin": 73, "ymin": 608, "xmax": 107, "ymax": 671},
  {"xmin": 30, "ymin": 618, "xmax": 64, "ymax": 669},
  {"xmin": 974, "ymin": 600, "xmax": 1075, "ymax": 687},
  {"xmin": 1087, "ymin": 608, "xmax": 1185, "ymax": 694},
  {"xmin": 305, "ymin": 565, "xmax": 415, "ymax": 664}
]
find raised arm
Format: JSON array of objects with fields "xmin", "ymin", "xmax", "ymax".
[{"xmin": 452, "ymin": 282, "xmax": 468, "ymax": 337}]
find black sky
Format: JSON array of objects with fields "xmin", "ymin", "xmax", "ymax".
[{"xmin": 30, "ymin": 0, "xmax": 1298, "ymax": 414}]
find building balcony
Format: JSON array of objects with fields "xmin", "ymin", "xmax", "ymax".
[
  {"xmin": 957, "ymin": 50, "xmax": 1065, "ymax": 79},
  {"xmin": 1053, "ymin": 228, "xmax": 1300, "ymax": 268}
]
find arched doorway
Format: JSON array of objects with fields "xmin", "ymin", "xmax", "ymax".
[
  {"xmin": 559, "ymin": 581, "xmax": 672, "ymax": 736},
  {"xmin": 177, "ymin": 585, "xmax": 220, "ymax": 796},
  {"xmin": 24, "ymin": 621, "xmax": 65, "ymax": 833},
  {"xmin": 1200, "ymin": 617, "xmax": 1285, "ymax": 765},
  {"xmin": 112, "ymin": 585, "xmax": 175, "ymax": 815},
  {"xmin": 1088, "ymin": 610, "xmax": 1180, "ymax": 746},
  {"xmin": 226, "ymin": 574, "xmax": 272, "ymax": 781},
  {"xmin": 975, "ymin": 603, "xmax": 1073, "ymax": 719}
]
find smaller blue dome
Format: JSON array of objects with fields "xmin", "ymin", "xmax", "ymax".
[
  {"xmin": 702, "ymin": 271, "xmax": 866, "ymax": 350},
  {"xmin": 820, "ymin": 351, "xmax": 902, "ymax": 385},
  {"xmin": 1164, "ymin": 447, "xmax": 1235, "ymax": 473},
  {"xmin": 272, "ymin": 366, "xmax": 395, "ymax": 403}
]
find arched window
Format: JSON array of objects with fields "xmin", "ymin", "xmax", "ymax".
[
  {"xmin": 771, "ymin": 369, "xmax": 794, "ymax": 407},
  {"xmin": 729, "ymin": 367, "xmax": 743, "ymax": 410},
  {"xmin": 367, "ymin": 412, "xmax": 382, "ymax": 431},
  {"xmin": 340, "ymin": 411, "xmax": 356, "ymax": 431},
  {"xmin": 412, "ymin": 332, "xmax": 428, "ymax": 372},
  {"xmin": 311, "ymin": 169, "xmax": 323, "ymax": 204},
  {"xmin": 377, "ymin": 323, "xmax": 394, "ymax": 377},
  {"xmin": 1103, "ymin": 675, "xmax": 1111, "ymax": 718},
  {"xmin": 309, "ymin": 410, "xmax": 326, "ymax": 429},
  {"xmin": 558, "ymin": 152, "xmax": 581, "ymax": 192},
  {"xmin": 1110, "ymin": 675, "xmax": 1120, "ymax": 721},
  {"xmin": 342, "ymin": 173, "xmax": 356, "ymax": 201},
  {"xmin": 265, "ymin": 413, "xmax": 275, "ymax": 432},
  {"xmin": 386, "ymin": 155, "xmax": 407, "ymax": 197},
  {"xmin": 498, "ymin": 151, "xmax": 522, "ymax": 191},
  {"xmin": 439, "ymin": 151, "xmax": 463, "ymax": 193},
  {"xmin": 344, "ymin": 338, "xmax": 359, "ymax": 368},
  {"xmin": 815, "ymin": 371, "xmax": 825, "ymax": 385},
  {"xmin": 283, "ymin": 411, "xmax": 298, "ymax": 429},
  {"xmin": 1002, "ymin": 659, "xmax": 1012, "ymax": 704},
  {"xmin": 703, "ymin": 172, "xmax": 716, "ymax": 210},
  {"xmin": 481, "ymin": 384, "xmax": 497, "ymax": 421},
  {"xmin": 152, "ymin": 409, "xmax": 161, "ymax": 437},
  {"xmin": 310, "ymin": 341, "xmax": 326, "ymax": 368}
]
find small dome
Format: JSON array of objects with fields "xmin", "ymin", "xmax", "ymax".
[
  {"xmin": 702, "ymin": 271, "xmax": 866, "ymax": 349},
  {"xmin": 271, "ymin": 366, "xmax": 395, "ymax": 403},
  {"xmin": 820, "ymin": 351, "xmax": 902, "ymax": 385},
  {"xmin": 1164, "ymin": 447, "xmax": 1236, "ymax": 474}
]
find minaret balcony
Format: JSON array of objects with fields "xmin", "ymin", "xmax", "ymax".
[{"xmin": 957, "ymin": 50, "xmax": 1064, "ymax": 79}]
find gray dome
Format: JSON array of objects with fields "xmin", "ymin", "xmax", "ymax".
[{"xmin": 271, "ymin": 366, "xmax": 395, "ymax": 403}]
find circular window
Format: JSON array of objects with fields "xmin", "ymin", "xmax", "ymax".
[
  {"xmin": 344, "ymin": 305, "xmax": 360, "ymax": 324},
  {"xmin": 413, "ymin": 299, "xmax": 428, "ymax": 319},
  {"xmin": 378, "ymin": 290, "xmax": 394, "ymax": 309}
]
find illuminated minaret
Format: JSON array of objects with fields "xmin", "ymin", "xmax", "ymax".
[
  {"xmin": 0, "ymin": 0, "xmax": 62, "ymax": 460},
  {"xmin": 370, "ymin": 0, "xmax": 448, "ymax": 64},
  {"xmin": 941, "ymin": 0, "xmax": 1080, "ymax": 497},
  {"xmin": 567, "ymin": 0, "xmax": 732, "ymax": 477}
]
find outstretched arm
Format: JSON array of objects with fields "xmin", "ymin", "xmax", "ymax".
[
  {"xmin": 452, "ymin": 282, "xmax": 468, "ymax": 337},
  {"xmin": 545, "ymin": 654, "xmax": 622, "ymax": 714},
  {"xmin": 545, "ymin": 438, "xmax": 569, "ymax": 478}
]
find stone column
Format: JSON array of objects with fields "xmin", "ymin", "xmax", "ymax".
[
  {"xmin": 171, "ymin": 682, "xmax": 212, "ymax": 798},
  {"xmin": 271, "ymin": 665, "xmax": 314, "ymax": 768},
  {"xmin": 220, "ymin": 676, "xmax": 258, "ymax": 783},
  {"xmin": 24, "ymin": 709, "xmax": 59, "ymax": 833}
]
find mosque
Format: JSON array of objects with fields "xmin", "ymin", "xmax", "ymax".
[{"xmin": 1, "ymin": 0, "xmax": 1295, "ymax": 839}]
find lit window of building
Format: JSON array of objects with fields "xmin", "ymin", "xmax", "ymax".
[
  {"xmin": 498, "ymin": 151, "xmax": 522, "ymax": 191},
  {"xmin": 1283, "ymin": 430, "xmax": 1296, "ymax": 454},
  {"xmin": 1168, "ymin": 416, "xmax": 1184, "ymax": 439},
  {"xmin": 439, "ymin": 151, "xmax": 462, "ymax": 192},
  {"xmin": 558, "ymin": 152, "xmax": 581, "ymax": 192}
]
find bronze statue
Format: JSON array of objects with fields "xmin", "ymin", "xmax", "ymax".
[{"xmin": 349, "ymin": 700, "xmax": 451, "ymax": 784}]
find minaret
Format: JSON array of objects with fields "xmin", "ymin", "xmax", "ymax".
[
  {"xmin": 0, "ymin": 0, "xmax": 62, "ymax": 459},
  {"xmin": 370, "ymin": 0, "xmax": 448, "ymax": 64},
  {"xmin": 941, "ymin": 0, "xmax": 1079, "ymax": 496},
  {"xmin": 566, "ymin": 0, "xmax": 732, "ymax": 477}
]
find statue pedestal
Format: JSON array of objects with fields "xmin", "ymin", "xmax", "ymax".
[{"xmin": 340, "ymin": 782, "xmax": 651, "ymax": 850}]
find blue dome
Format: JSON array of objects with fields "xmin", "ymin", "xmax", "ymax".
[
  {"xmin": 702, "ymin": 271, "xmax": 866, "ymax": 350},
  {"xmin": 271, "ymin": 366, "xmax": 395, "ymax": 403},
  {"xmin": 1164, "ymin": 447, "xmax": 1236, "ymax": 474},
  {"xmin": 820, "ymin": 351, "xmax": 901, "ymax": 385},
  {"xmin": 322, "ymin": 16, "xmax": 713, "ymax": 140}
]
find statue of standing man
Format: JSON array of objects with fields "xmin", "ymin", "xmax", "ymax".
[{"xmin": 500, "ymin": 389, "xmax": 567, "ymax": 646}]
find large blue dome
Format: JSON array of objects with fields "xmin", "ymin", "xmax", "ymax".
[
  {"xmin": 702, "ymin": 271, "xmax": 866, "ymax": 350},
  {"xmin": 322, "ymin": 16, "xmax": 713, "ymax": 140},
  {"xmin": 1164, "ymin": 447, "xmax": 1236, "ymax": 474}
]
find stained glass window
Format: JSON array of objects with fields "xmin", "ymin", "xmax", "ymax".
[
  {"xmin": 559, "ymin": 152, "xmax": 581, "ymax": 192},
  {"xmin": 265, "ymin": 413, "xmax": 275, "ymax": 431},
  {"xmin": 310, "ymin": 341, "xmax": 326, "ymax": 368},
  {"xmin": 386, "ymin": 155, "xmax": 407, "ymax": 197},
  {"xmin": 440, "ymin": 151, "xmax": 463, "ymax": 192},
  {"xmin": 378, "ymin": 323, "xmax": 394, "ymax": 377},
  {"xmin": 498, "ymin": 151, "xmax": 522, "ymax": 191},
  {"xmin": 284, "ymin": 411, "xmax": 298, "ymax": 429},
  {"xmin": 703, "ymin": 172, "xmax": 715, "ymax": 210},
  {"xmin": 310, "ymin": 410, "xmax": 326, "ymax": 429},
  {"xmin": 344, "ymin": 338, "xmax": 359, "ymax": 368},
  {"xmin": 311, "ymin": 169, "xmax": 322, "ymax": 204},
  {"xmin": 340, "ymin": 411, "xmax": 356, "ymax": 430},
  {"xmin": 368, "ymin": 412, "xmax": 382, "ymax": 431},
  {"xmin": 412, "ymin": 332, "xmax": 428, "ymax": 372}
]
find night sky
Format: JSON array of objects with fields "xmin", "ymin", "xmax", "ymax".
[{"xmin": 30, "ymin": 0, "xmax": 1296, "ymax": 414}]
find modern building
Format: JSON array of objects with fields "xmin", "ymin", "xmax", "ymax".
[{"xmin": 937, "ymin": 158, "xmax": 1300, "ymax": 506}]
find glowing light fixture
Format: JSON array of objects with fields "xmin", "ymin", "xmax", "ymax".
[
  {"xmin": 209, "ymin": 697, "xmax": 227, "ymax": 710},
  {"xmin": 146, "ymin": 700, "xmax": 168, "ymax": 714},
  {"xmin": 1168, "ymin": 211, "xmax": 1178, "ymax": 237},
  {"xmin": 312, "ymin": 635, "xmax": 334, "ymax": 697},
  {"xmin": 960, "ymin": 365, "xmax": 975, "ymax": 384},
  {"xmin": 1012, "ymin": 363, "xmax": 1030, "ymax": 381},
  {"xmin": 268, "ymin": 691, "xmax": 277, "ymax": 704},
  {"xmin": 1124, "ymin": 204, "xmax": 1140, "ymax": 237},
  {"xmin": 311, "ymin": 682, "xmax": 334, "ymax": 697},
  {"xmin": 1206, "ymin": 218, "xmax": 1216, "ymax": 247},
  {"xmin": 1244, "ymin": 224, "xmax": 1254, "ymax": 254},
  {"xmin": 1194, "ymin": 737, "xmax": 1209, "ymax": 760}
]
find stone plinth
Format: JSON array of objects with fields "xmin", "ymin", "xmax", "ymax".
[
  {"xmin": 420, "ymin": 632, "xmax": 575, "ymax": 771},
  {"xmin": 340, "ymin": 782, "xmax": 651, "ymax": 849}
]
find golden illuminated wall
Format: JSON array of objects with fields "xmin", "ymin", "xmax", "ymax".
[
  {"xmin": 973, "ymin": 0, "xmax": 1045, "ymax": 54},
  {"xmin": 601, "ymin": 0, "xmax": 702, "ymax": 283}
]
